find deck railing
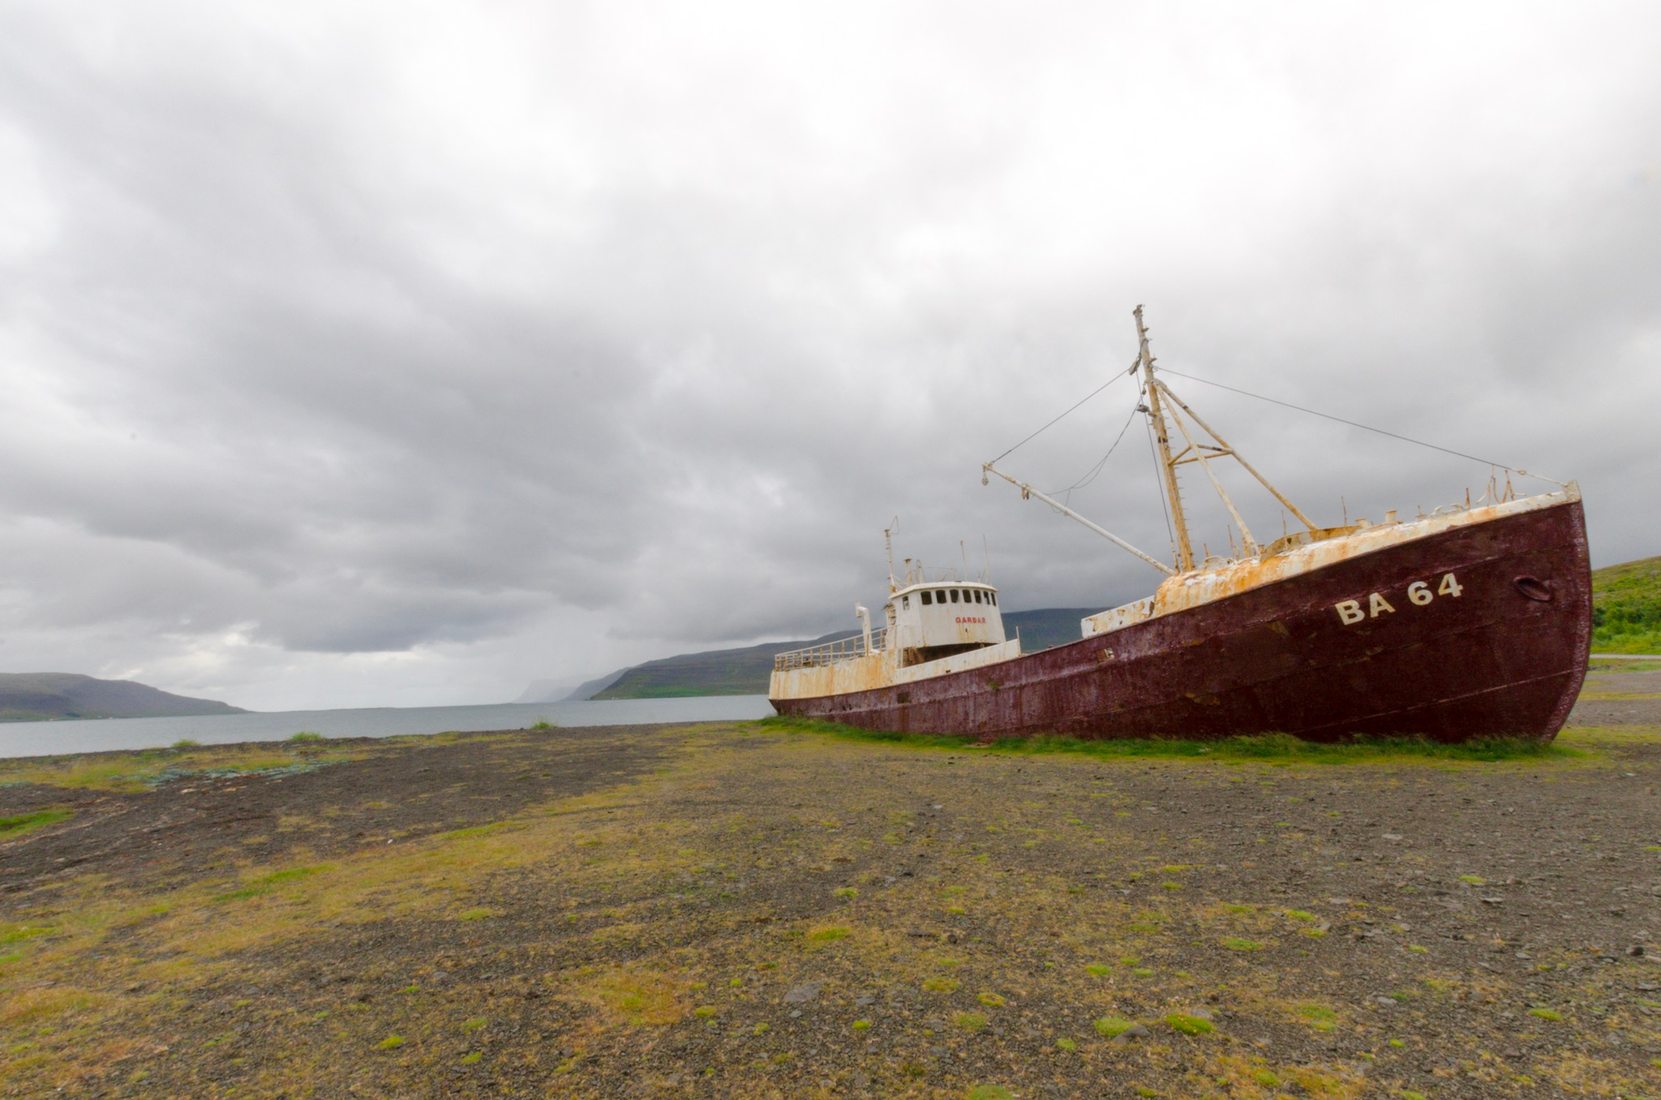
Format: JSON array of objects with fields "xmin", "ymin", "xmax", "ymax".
[{"xmin": 773, "ymin": 628, "xmax": 887, "ymax": 671}]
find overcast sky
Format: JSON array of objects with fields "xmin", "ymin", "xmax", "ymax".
[{"xmin": 2, "ymin": 1, "xmax": 1657, "ymax": 711}]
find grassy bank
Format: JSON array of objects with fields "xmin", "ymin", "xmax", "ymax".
[
  {"xmin": 758, "ymin": 716, "xmax": 1585, "ymax": 765},
  {"xmin": 1592, "ymin": 554, "xmax": 1661, "ymax": 654}
]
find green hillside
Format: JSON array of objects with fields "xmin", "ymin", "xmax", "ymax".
[
  {"xmin": 0, "ymin": 673, "xmax": 245, "ymax": 722},
  {"xmin": 1592, "ymin": 555, "xmax": 1661, "ymax": 654},
  {"xmin": 592, "ymin": 635, "xmax": 839, "ymax": 699},
  {"xmin": 590, "ymin": 609, "xmax": 1100, "ymax": 700}
]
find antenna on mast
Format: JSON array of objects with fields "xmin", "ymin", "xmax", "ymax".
[{"xmin": 884, "ymin": 518, "xmax": 899, "ymax": 594}]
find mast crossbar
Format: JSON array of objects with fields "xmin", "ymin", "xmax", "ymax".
[
  {"xmin": 1154, "ymin": 380, "xmax": 1319, "ymax": 533},
  {"xmin": 1163, "ymin": 394, "xmax": 1258, "ymax": 554}
]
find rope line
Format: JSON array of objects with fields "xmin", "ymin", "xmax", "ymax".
[
  {"xmin": 1052, "ymin": 392, "xmax": 1142, "ymax": 499},
  {"xmin": 1154, "ymin": 367, "xmax": 1519, "ymax": 472},
  {"xmin": 987, "ymin": 360, "xmax": 1135, "ymax": 465}
]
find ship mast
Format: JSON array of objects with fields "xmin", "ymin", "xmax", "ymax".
[
  {"xmin": 1134, "ymin": 305, "xmax": 1195, "ymax": 573},
  {"xmin": 983, "ymin": 305, "xmax": 1318, "ymax": 577}
]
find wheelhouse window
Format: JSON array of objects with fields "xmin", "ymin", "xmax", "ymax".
[
  {"xmin": 949, "ymin": 589, "xmax": 960, "ymax": 603},
  {"xmin": 920, "ymin": 590, "xmax": 932, "ymax": 605},
  {"xmin": 901, "ymin": 594, "xmax": 910, "ymax": 609},
  {"xmin": 988, "ymin": 592, "xmax": 997, "ymax": 606},
  {"xmin": 972, "ymin": 590, "xmax": 983, "ymax": 604}
]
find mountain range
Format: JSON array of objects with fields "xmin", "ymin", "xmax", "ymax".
[{"xmin": 0, "ymin": 673, "xmax": 245, "ymax": 722}]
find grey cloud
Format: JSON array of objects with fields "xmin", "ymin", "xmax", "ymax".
[{"xmin": 1, "ymin": 2, "xmax": 1657, "ymax": 707}]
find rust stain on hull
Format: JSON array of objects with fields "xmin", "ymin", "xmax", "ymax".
[{"xmin": 772, "ymin": 499, "xmax": 1592, "ymax": 743}]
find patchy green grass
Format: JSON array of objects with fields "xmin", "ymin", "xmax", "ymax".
[
  {"xmin": 0, "ymin": 742, "xmax": 361, "ymax": 792},
  {"xmin": 759, "ymin": 716, "xmax": 1584, "ymax": 765},
  {"xmin": 289, "ymin": 731, "xmax": 325, "ymax": 742},
  {"xmin": 1588, "ymin": 658, "xmax": 1661, "ymax": 672},
  {"xmin": 212, "ymin": 864, "xmax": 332, "ymax": 902},
  {"xmin": 0, "ymin": 923, "xmax": 54, "ymax": 947},
  {"xmin": 1298, "ymin": 1003, "xmax": 1339, "ymax": 1031},
  {"xmin": 1164, "ymin": 1013, "xmax": 1215, "ymax": 1035},
  {"xmin": 804, "ymin": 926, "xmax": 850, "ymax": 944},
  {"xmin": 0, "ymin": 808, "xmax": 73, "ymax": 840},
  {"xmin": 1094, "ymin": 1016, "xmax": 1136, "ymax": 1038}
]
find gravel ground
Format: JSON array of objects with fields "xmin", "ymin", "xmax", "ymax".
[{"xmin": 2, "ymin": 668, "xmax": 1659, "ymax": 1099}]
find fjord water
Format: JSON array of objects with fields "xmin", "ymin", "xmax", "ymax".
[{"xmin": 0, "ymin": 695, "xmax": 776, "ymax": 760}]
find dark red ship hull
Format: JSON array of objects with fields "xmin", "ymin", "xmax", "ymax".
[{"xmin": 772, "ymin": 499, "xmax": 1592, "ymax": 742}]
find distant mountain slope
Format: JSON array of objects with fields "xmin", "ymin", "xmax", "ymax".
[
  {"xmin": 591, "ymin": 634, "xmax": 842, "ymax": 700},
  {"xmin": 514, "ymin": 668, "xmax": 631, "ymax": 704},
  {"xmin": 0, "ymin": 673, "xmax": 246, "ymax": 722},
  {"xmin": 579, "ymin": 608, "xmax": 1101, "ymax": 700},
  {"xmin": 1592, "ymin": 554, "xmax": 1661, "ymax": 654}
]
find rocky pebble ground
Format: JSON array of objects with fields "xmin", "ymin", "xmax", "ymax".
[{"xmin": 1, "ymin": 666, "xmax": 1659, "ymax": 1097}]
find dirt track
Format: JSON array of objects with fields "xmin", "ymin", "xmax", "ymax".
[{"xmin": 2, "ymin": 667, "xmax": 1659, "ymax": 1098}]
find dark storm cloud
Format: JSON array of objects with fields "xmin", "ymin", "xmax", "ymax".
[{"xmin": 1, "ymin": 1, "xmax": 1657, "ymax": 708}]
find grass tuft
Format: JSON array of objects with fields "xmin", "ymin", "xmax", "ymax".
[
  {"xmin": 0, "ymin": 808, "xmax": 73, "ymax": 839},
  {"xmin": 804, "ymin": 925, "xmax": 850, "ymax": 943},
  {"xmin": 1164, "ymin": 1013, "xmax": 1214, "ymax": 1035},
  {"xmin": 212, "ymin": 864, "xmax": 331, "ymax": 902}
]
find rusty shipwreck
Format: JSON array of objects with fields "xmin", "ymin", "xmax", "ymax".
[{"xmin": 769, "ymin": 307, "xmax": 1592, "ymax": 743}]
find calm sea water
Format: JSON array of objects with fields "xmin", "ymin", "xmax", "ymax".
[{"xmin": 0, "ymin": 696, "xmax": 776, "ymax": 760}]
